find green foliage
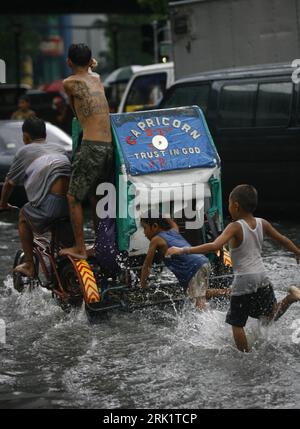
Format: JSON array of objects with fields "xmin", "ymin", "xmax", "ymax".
[
  {"xmin": 0, "ymin": 15, "xmax": 48, "ymax": 84},
  {"xmin": 105, "ymin": 15, "xmax": 158, "ymax": 70},
  {"xmin": 137, "ymin": 0, "xmax": 169, "ymax": 15}
]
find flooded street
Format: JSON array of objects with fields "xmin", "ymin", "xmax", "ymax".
[{"xmin": 0, "ymin": 212, "xmax": 300, "ymax": 409}]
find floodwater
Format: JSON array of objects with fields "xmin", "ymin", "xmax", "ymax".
[{"xmin": 0, "ymin": 211, "xmax": 300, "ymax": 409}]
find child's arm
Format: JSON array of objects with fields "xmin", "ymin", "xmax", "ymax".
[
  {"xmin": 262, "ymin": 219, "xmax": 300, "ymax": 263},
  {"xmin": 166, "ymin": 218, "xmax": 179, "ymax": 232},
  {"xmin": 140, "ymin": 236, "xmax": 164, "ymax": 288},
  {"xmin": 166, "ymin": 222, "xmax": 239, "ymax": 257}
]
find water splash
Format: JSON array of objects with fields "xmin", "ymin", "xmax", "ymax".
[{"xmin": 1, "ymin": 222, "xmax": 300, "ymax": 408}]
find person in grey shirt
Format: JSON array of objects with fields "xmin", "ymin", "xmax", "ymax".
[{"xmin": 0, "ymin": 117, "xmax": 71, "ymax": 277}]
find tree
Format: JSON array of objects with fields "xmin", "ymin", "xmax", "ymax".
[
  {"xmin": 0, "ymin": 16, "xmax": 47, "ymax": 84},
  {"xmin": 137, "ymin": 0, "xmax": 168, "ymax": 15},
  {"xmin": 141, "ymin": 24, "xmax": 154, "ymax": 57},
  {"xmin": 105, "ymin": 15, "xmax": 158, "ymax": 69},
  {"xmin": 104, "ymin": 1, "xmax": 169, "ymax": 71}
]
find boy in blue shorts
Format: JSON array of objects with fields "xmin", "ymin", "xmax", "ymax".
[
  {"xmin": 140, "ymin": 213, "xmax": 231, "ymax": 310},
  {"xmin": 167, "ymin": 184, "xmax": 300, "ymax": 352}
]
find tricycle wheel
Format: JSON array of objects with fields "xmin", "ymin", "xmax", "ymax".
[
  {"xmin": 57, "ymin": 260, "xmax": 83, "ymax": 308},
  {"xmin": 12, "ymin": 250, "xmax": 39, "ymax": 292}
]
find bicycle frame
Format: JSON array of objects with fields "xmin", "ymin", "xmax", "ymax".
[{"xmin": 32, "ymin": 230, "xmax": 69, "ymax": 301}]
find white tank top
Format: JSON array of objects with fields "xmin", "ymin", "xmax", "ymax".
[{"xmin": 230, "ymin": 218, "xmax": 269, "ymax": 296}]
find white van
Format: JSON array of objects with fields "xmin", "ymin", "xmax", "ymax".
[
  {"xmin": 103, "ymin": 65, "xmax": 143, "ymax": 113},
  {"xmin": 117, "ymin": 62, "xmax": 174, "ymax": 113}
]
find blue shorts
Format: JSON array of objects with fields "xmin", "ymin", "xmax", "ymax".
[
  {"xmin": 22, "ymin": 193, "xmax": 69, "ymax": 234},
  {"xmin": 225, "ymin": 284, "xmax": 277, "ymax": 327}
]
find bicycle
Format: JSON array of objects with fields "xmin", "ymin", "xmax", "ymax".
[{"xmin": 12, "ymin": 214, "xmax": 86, "ymax": 310}]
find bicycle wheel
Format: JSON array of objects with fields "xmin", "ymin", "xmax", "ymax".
[
  {"xmin": 12, "ymin": 250, "xmax": 39, "ymax": 292},
  {"xmin": 56, "ymin": 260, "xmax": 84, "ymax": 308}
]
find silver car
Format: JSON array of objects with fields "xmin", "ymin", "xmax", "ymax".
[{"xmin": 0, "ymin": 120, "xmax": 72, "ymax": 206}]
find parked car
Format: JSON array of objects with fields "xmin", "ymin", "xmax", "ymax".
[
  {"xmin": 158, "ymin": 63, "xmax": 300, "ymax": 217},
  {"xmin": 26, "ymin": 89, "xmax": 63, "ymax": 123},
  {"xmin": 0, "ymin": 120, "xmax": 72, "ymax": 206},
  {"xmin": 118, "ymin": 62, "xmax": 174, "ymax": 113},
  {"xmin": 0, "ymin": 84, "xmax": 29, "ymax": 119},
  {"xmin": 0, "ymin": 84, "xmax": 62, "ymax": 123}
]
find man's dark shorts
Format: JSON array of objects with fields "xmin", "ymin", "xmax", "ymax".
[
  {"xmin": 225, "ymin": 284, "xmax": 277, "ymax": 327},
  {"xmin": 68, "ymin": 140, "xmax": 113, "ymax": 202},
  {"xmin": 22, "ymin": 193, "xmax": 69, "ymax": 234}
]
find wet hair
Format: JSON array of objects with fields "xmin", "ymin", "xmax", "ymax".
[
  {"xmin": 22, "ymin": 117, "xmax": 46, "ymax": 140},
  {"xmin": 68, "ymin": 43, "xmax": 92, "ymax": 66},
  {"xmin": 230, "ymin": 184, "xmax": 258, "ymax": 213},
  {"xmin": 140, "ymin": 210, "xmax": 171, "ymax": 230}
]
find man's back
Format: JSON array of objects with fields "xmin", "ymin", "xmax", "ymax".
[
  {"xmin": 63, "ymin": 72, "xmax": 111, "ymax": 142},
  {"xmin": 7, "ymin": 141, "xmax": 71, "ymax": 206}
]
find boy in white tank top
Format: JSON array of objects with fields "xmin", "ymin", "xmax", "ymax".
[{"xmin": 166, "ymin": 184, "xmax": 300, "ymax": 352}]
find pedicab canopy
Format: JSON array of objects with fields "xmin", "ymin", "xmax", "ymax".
[
  {"xmin": 110, "ymin": 106, "xmax": 220, "ymax": 175},
  {"xmin": 72, "ymin": 107, "xmax": 223, "ymax": 254},
  {"xmin": 110, "ymin": 106, "xmax": 222, "ymax": 253}
]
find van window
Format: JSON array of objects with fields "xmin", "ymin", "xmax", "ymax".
[
  {"xmin": 105, "ymin": 82, "xmax": 128, "ymax": 113},
  {"xmin": 0, "ymin": 90, "xmax": 19, "ymax": 106},
  {"xmin": 160, "ymin": 84, "xmax": 210, "ymax": 113},
  {"xmin": 0, "ymin": 88, "xmax": 27, "ymax": 119},
  {"xmin": 219, "ymin": 83, "xmax": 257, "ymax": 128},
  {"xmin": 255, "ymin": 82, "xmax": 292, "ymax": 127},
  {"xmin": 124, "ymin": 73, "xmax": 167, "ymax": 112}
]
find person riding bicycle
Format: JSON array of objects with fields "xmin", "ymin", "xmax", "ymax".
[{"xmin": 0, "ymin": 117, "xmax": 71, "ymax": 277}]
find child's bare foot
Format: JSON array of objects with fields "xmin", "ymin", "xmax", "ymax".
[
  {"xmin": 14, "ymin": 262, "xmax": 35, "ymax": 278},
  {"xmin": 59, "ymin": 247, "xmax": 87, "ymax": 260},
  {"xmin": 288, "ymin": 286, "xmax": 300, "ymax": 302}
]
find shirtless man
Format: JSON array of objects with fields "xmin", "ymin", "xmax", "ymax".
[{"xmin": 60, "ymin": 44, "xmax": 113, "ymax": 260}]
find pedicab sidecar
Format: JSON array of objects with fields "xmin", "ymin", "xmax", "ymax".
[
  {"xmin": 72, "ymin": 105, "xmax": 232, "ymax": 319},
  {"xmin": 12, "ymin": 106, "xmax": 231, "ymax": 319}
]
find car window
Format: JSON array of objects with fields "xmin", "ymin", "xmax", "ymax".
[
  {"xmin": 124, "ymin": 73, "xmax": 167, "ymax": 112},
  {"xmin": 255, "ymin": 82, "xmax": 292, "ymax": 127},
  {"xmin": 0, "ymin": 90, "xmax": 19, "ymax": 106},
  {"xmin": 28, "ymin": 92, "xmax": 56, "ymax": 107},
  {"xmin": 0, "ymin": 88, "xmax": 28, "ymax": 105},
  {"xmin": 218, "ymin": 83, "xmax": 257, "ymax": 128},
  {"xmin": 160, "ymin": 83, "xmax": 210, "ymax": 113},
  {"xmin": 105, "ymin": 81, "xmax": 128, "ymax": 113},
  {"xmin": 0, "ymin": 124, "xmax": 70, "ymax": 155}
]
